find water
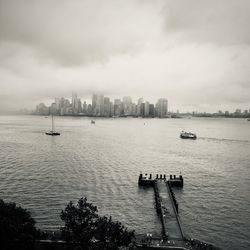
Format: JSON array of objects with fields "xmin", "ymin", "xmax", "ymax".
[{"xmin": 0, "ymin": 115, "xmax": 249, "ymax": 250}]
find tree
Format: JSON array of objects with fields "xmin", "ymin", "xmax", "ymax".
[
  {"xmin": 0, "ymin": 199, "xmax": 39, "ymax": 250},
  {"xmin": 94, "ymin": 216, "xmax": 135, "ymax": 250},
  {"xmin": 60, "ymin": 197, "xmax": 135, "ymax": 250},
  {"xmin": 60, "ymin": 197, "xmax": 99, "ymax": 249}
]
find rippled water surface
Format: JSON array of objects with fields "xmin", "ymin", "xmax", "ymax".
[{"xmin": 0, "ymin": 116, "xmax": 249, "ymax": 250}]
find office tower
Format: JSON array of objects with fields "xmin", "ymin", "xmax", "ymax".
[
  {"xmin": 72, "ymin": 92, "xmax": 80, "ymax": 114},
  {"xmin": 149, "ymin": 104, "xmax": 155, "ymax": 117},
  {"xmin": 140, "ymin": 103, "xmax": 145, "ymax": 117},
  {"xmin": 110, "ymin": 102, "xmax": 114, "ymax": 117},
  {"xmin": 156, "ymin": 98, "xmax": 168, "ymax": 117},
  {"xmin": 104, "ymin": 97, "xmax": 111, "ymax": 117},
  {"xmin": 144, "ymin": 101, "xmax": 150, "ymax": 117},
  {"xmin": 131, "ymin": 103, "xmax": 137, "ymax": 116},
  {"xmin": 87, "ymin": 104, "xmax": 93, "ymax": 116},
  {"xmin": 114, "ymin": 99, "xmax": 122, "ymax": 116},
  {"xmin": 123, "ymin": 96, "xmax": 132, "ymax": 116},
  {"xmin": 92, "ymin": 94, "xmax": 98, "ymax": 116},
  {"xmin": 92, "ymin": 94, "xmax": 105, "ymax": 116},
  {"xmin": 137, "ymin": 97, "xmax": 143, "ymax": 116},
  {"xmin": 83, "ymin": 101, "xmax": 88, "ymax": 114}
]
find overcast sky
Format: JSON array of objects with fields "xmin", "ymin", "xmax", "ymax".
[{"xmin": 0, "ymin": 0, "xmax": 250, "ymax": 113}]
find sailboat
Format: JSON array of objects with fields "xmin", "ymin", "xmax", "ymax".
[{"xmin": 45, "ymin": 115, "xmax": 60, "ymax": 136}]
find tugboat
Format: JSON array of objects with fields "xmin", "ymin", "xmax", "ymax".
[
  {"xmin": 45, "ymin": 115, "xmax": 60, "ymax": 136},
  {"xmin": 180, "ymin": 131, "xmax": 197, "ymax": 140}
]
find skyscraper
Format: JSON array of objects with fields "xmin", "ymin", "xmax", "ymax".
[
  {"xmin": 144, "ymin": 101, "xmax": 150, "ymax": 117},
  {"xmin": 104, "ymin": 97, "xmax": 111, "ymax": 117},
  {"xmin": 114, "ymin": 99, "xmax": 122, "ymax": 116},
  {"xmin": 137, "ymin": 97, "xmax": 143, "ymax": 116},
  {"xmin": 156, "ymin": 98, "xmax": 168, "ymax": 118},
  {"xmin": 92, "ymin": 94, "xmax": 104, "ymax": 116},
  {"xmin": 92, "ymin": 94, "xmax": 98, "ymax": 116},
  {"xmin": 123, "ymin": 96, "xmax": 132, "ymax": 116}
]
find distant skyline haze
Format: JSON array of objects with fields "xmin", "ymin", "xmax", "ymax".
[{"xmin": 0, "ymin": 0, "xmax": 250, "ymax": 113}]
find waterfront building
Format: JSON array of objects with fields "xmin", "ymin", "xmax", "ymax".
[
  {"xmin": 140, "ymin": 103, "xmax": 145, "ymax": 117},
  {"xmin": 92, "ymin": 94, "xmax": 98, "ymax": 116},
  {"xmin": 114, "ymin": 99, "xmax": 122, "ymax": 116},
  {"xmin": 137, "ymin": 97, "xmax": 143, "ymax": 116},
  {"xmin": 83, "ymin": 101, "xmax": 88, "ymax": 115},
  {"xmin": 87, "ymin": 104, "xmax": 93, "ymax": 116},
  {"xmin": 72, "ymin": 93, "xmax": 79, "ymax": 115},
  {"xmin": 95, "ymin": 94, "xmax": 104, "ymax": 116},
  {"xmin": 131, "ymin": 103, "xmax": 137, "ymax": 116},
  {"xmin": 144, "ymin": 101, "xmax": 150, "ymax": 117},
  {"xmin": 110, "ymin": 102, "xmax": 114, "ymax": 117},
  {"xmin": 123, "ymin": 96, "xmax": 132, "ymax": 116},
  {"xmin": 104, "ymin": 97, "xmax": 111, "ymax": 117},
  {"xmin": 149, "ymin": 104, "xmax": 155, "ymax": 117},
  {"xmin": 91, "ymin": 94, "xmax": 105, "ymax": 116},
  {"xmin": 156, "ymin": 98, "xmax": 168, "ymax": 117}
]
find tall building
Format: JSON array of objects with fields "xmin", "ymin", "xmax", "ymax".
[
  {"xmin": 92, "ymin": 94, "xmax": 104, "ymax": 116},
  {"xmin": 110, "ymin": 102, "xmax": 114, "ymax": 117},
  {"xmin": 92, "ymin": 94, "xmax": 98, "ymax": 116},
  {"xmin": 123, "ymin": 96, "xmax": 132, "ymax": 116},
  {"xmin": 104, "ymin": 97, "xmax": 111, "ymax": 117},
  {"xmin": 137, "ymin": 97, "xmax": 143, "ymax": 116},
  {"xmin": 114, "ymin": 99, "xmax": 122, "ymax": 116},
  {"xmin": 131, "ymin": 103, "xmax": 137, "ymax": 116},
  {"xmin": 144, "ymin": 101, "xmax": 150, "ymax": 117},
  {"xmin": 149, "ymin": 104, "xmax": 155, "ymax": 117},
  {"xmin": 72, "ymin": 93, "xmax": 82, "ymax": 114},
  {"xmin": 83, "ymin": 101, "xmax": 88, "ymax": 114},
  {"xmin": 156, "ymin": 98, "xmax": 168, "ymax": 117}
]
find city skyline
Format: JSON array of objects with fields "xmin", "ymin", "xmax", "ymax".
[
  {"xmin": 34, "ymin": 92, "xmax": 250, "ymax": 118},
  {"xmin": 35, "ymin": 93, "xmax": 169, "ymax": 118},
  {"xmin": 0, "ymin": 0, "xmax": 250, "ymax": 113}
]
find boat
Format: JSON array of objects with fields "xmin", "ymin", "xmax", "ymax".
[
  {"xmin": 91, "ymin": 120, "xmax": 95, "ymax": 124},
  {"xmin": 180, "ymin": 131, "xmax": 197, "ymax": 139},
  {"xmin": 45, "ymin": 115, "xmax": 60, "ymax": 136}
]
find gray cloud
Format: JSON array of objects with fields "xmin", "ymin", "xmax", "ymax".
[
  {"xmin": 163, "ymin": 0, "xmax": 250, "ymax": 45},
  {"xmin": 0, "ymin": 0, "xmax": 163, "ymax": 65},
  {"xmin": 0, "ymin": 0, "xmax": 249, "ymax": 113}
]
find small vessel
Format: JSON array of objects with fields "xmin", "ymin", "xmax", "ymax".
[
  {"xmin": 91, "ymin": 120, "xmax": 95, "ymax": 124},
  {"xmin": 45, "ymin": 115, "xmax": 60, "ymax": 136},
  {"xmin": 180, "ymin": 131, "xmax": 197, "ymax": 139}
]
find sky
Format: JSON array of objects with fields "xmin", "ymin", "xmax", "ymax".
[{"xmin": 0, "ymin": 0, "xmax": 250, "ymax": 113}]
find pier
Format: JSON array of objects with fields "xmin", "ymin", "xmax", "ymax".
[{"xmin": 137, "ymin": 173, "xmax": 187, "ymax": 249}]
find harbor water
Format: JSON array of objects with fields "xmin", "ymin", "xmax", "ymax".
[{"xmin": 0, "ymin": 116, "xmax": 249, "ymax": 250}]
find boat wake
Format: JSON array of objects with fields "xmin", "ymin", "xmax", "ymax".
[{"xmin": 198, "ymin": 137, "xmax": 250, "ymax": 144}]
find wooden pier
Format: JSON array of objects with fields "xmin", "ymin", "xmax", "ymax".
[
  {"xmin": 137, "ymin": 173, "xmax": 187, "ymax": 249},
  {"xmin": 137, "ymin": 174, "xmax": 223, "ymax": 250}
]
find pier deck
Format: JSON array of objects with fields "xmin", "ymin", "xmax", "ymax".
[
  {"xmin": 137, "ymin": 174, "xmax": 222, "ymax": 250},
  {"xmin": 156, "ymin": 180, "xmax": 185, "ymax": 246}
]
